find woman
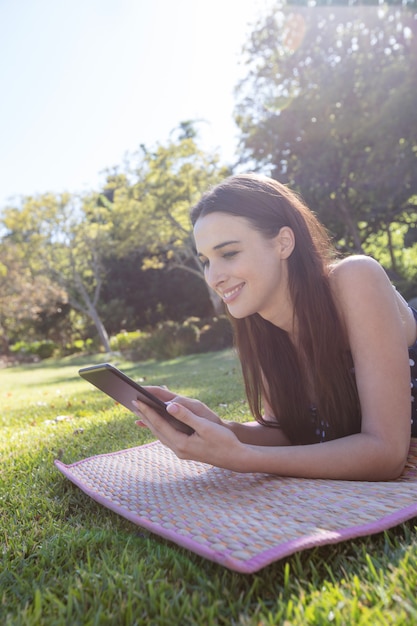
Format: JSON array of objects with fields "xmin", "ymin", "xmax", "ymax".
[{"xmin": 133, "ymin": 174, "xmax": 417, "ymax": 480}]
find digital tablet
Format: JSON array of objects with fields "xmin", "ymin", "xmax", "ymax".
[{"xmin": 78, "ymin": 363, "xmax": 194, "ymax": 435}]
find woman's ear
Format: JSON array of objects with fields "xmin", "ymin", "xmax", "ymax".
[{"xmin": 276, "ymin": 227, "xmax": 295, "ymax": 259}]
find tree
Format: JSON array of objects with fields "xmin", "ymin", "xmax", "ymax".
[
  {"xmin": 0, "ymin": 238, "xmax": 66, "ymax": 353},
  {"xmin": 107, "ymin": 126, "xmax": 230, "ymax": 314},
  {"xmin": 235, "ymin": 2, "xmax": 417, "ymax": 253},
  {"xmin": 0, "ymin": 127, "xmax": 230, "ymax": 351},
  {"xmin": 100, "ymin": 251, "xmax": 213, "ymax": 334},
  {"xmin": 1, "ymin": 192, "xmax": 113, "ymax": 352}
]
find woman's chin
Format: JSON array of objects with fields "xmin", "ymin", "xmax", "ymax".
[{"xmin": 226, "ymin": 304, "xmax": 253, "ymax": 319}]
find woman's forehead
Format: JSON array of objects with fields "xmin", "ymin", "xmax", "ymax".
[{"xmin": 193, "ymin": 213, "xmax": 252, "ymax": 248}]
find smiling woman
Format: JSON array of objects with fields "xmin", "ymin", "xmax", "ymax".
[
  {"xmin": 194, "ymin": 213, "xmax": 293, "ymax": 323},
  {"xmin": 132, "ymin": 173, "xmax": 417, "ymax": 482}
]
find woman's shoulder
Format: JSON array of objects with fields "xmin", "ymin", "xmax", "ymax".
[
  {"xmin": 329, "ymin": 254, "xmax": 385, "ymax": 281},
  {"xmin": 328, "ymin": 255, "xmax": 389, "ymax": 299},
  {"xmin": 328, "ymin": 255, "xmax": 396, "ymax": 322},
  {"xmin": 328, "ymin": 255, "xmax": 417, "ymax": 345}
]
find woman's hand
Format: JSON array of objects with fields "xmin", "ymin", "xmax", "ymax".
[
  {"xmin": 132, "ymin": 394, "xmax": 244, "ymax": 471},
  {"xmin": 140, "ymin": 386, "xmax": 224, "ymax": 425}
]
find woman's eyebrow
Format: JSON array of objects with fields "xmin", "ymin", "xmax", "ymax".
[
  {"xmin": 197, "ymin": 240, "xmax": 241, "ymax": 258},
  {"xmin": 213, "ymin": 240, "xmax": 240, "ymax": 250}
]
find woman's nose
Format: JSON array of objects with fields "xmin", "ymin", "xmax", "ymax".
[{"xmin": 206, "ymin": 262, "xmax": 226, "ymax": 290}]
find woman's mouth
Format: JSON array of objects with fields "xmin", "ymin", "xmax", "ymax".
[{"xmin": 221, "ymin": 283, "xmax": 244, "ymax": 303}]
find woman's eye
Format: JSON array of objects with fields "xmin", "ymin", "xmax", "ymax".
[
  {"xmin": 199, "ymin": 251, "xmax": 238, "ymax": 269},
  {"xmin": 223, "ymin": 251, "xmax": 238, "ymax": 259}
]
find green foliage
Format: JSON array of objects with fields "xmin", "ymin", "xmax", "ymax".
[
  {"xmin": 10, "ymin": 339, "xmax": 59, "ymax": 360},
  {"xmin": 363, "ymin": 218, "xmax": 417, "ymax": 300},
  {"xmin": 0, "ymin": 192, "xmax": 113, "ymax": 352},
  {"xmin": 99, "ymin": 254, "xmax": 212, "ymax": 334},
  {"xmin": 1, "ymin": 354, "xmax": 417, "ymax": 625},
  {"xmin": 145, "ymin": 320, "xmax": 201, "ymax": 360},
  {"xmin": 7, "ymin": 316, "xmax": 234, "ymax": 364},
  {"xmin": 106, "ymin": 125, "xmax": 228, "ymax": 314},
  {"xmin": 108, "ymin": 316, "xmax": 233, "ymax": 361},
  {"xmin": 198, "ymin": 316, "xmax": 234, "ymax": 353},
  {"xmin": 109, "ymin": 128, "xmax": 229, "ymax": 263},
  {"xmin": 235, "ymin": 2, "xmax": 417, "ymax": 253},
  {"xmin": 109, "ymin": 330, "xmax": 153, "ymax": 361},
  {"xmin": 109, "ymin": 329, "xmax": 150, "ymax": 352},
  {"xmin": 0, "ymin": 125, "xmax": 227, "ymax": 352},
  {"xmin": 0, "ymin": 238, "xmax": 67, "ymax": 348},
  {"xmin": 9, "ymin": 337, "xmax": 100, "ymax": 361},
  {"xmin": 61, "ymin": 337, "xmax": 98, "ymax": 356}
]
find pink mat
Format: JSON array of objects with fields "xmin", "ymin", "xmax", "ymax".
[{"xmin": 55, "ymin": 438, "xmax": 417, "ymax": 573}]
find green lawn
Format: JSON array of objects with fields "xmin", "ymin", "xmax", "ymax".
[{"xmin": 1, "ymin": 351, "xmax": 417, "ymax": 625}]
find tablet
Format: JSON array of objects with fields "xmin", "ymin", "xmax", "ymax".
[{"xmin": 78, "ymin": 363, "xmax": 194, "ymax": 435}]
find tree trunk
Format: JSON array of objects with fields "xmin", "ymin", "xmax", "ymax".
[
  {"xmin": 70, "ymin": 297, "xmax": 112, "ymax": 353},
  {"xmin": 339, "ymin": 201, "xmax": 365, "ymax": 253},
  {"xmin": 88, "ymin": 305, "xmax": 111, "ymax": 353},
  {"xmin": 0, "ymin": 329, "xmax": 9, "ymax": 356},
  {"xmin": 71, "ymin": 270, "xmax": 112, "ymax": 353},
  {"xmin": 386, "ymin": 224, "xmax": 398, "ymax": 273}
]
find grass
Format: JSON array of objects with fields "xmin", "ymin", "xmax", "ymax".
[{"xmin": 1, "ymin": 350, "xmax": 417, "ymax": 625}]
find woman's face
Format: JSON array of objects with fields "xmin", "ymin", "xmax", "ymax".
[{"xmin": 193, "ymin": 212, "xmax": 294, "ymax": 327}]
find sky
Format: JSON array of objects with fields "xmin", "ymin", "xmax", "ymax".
[{"xmin": 0, "ymin": 0, "xmax": 273, "ymax": 208}]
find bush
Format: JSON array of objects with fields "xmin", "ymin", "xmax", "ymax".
[
  {"xmin": 110, "ymin": 330, "xmax": 148, "ymax": 352},
  {"xmin": 146, "ymin": 320, "xmax": 200, "ymax": 360},
  {"xmin": 36, "ymin": 340, "xmax": 58, "ymax": 359},
  {"xmin": 108, "ymin": 317, "xmax": 232, "ymax": 361},
  {"xmin": 60, "ymin": 338, "xmax": 99, "ymax": 357},
  {"xmin": 198, "ymin": 316, "xmax": 233, "ymax": 353},
  {"xmin": 7, "ymin": 317, "xmax": 233, "ymax": 363},
  {"xmin": 109, "ymin": 330, "xmax": 154, "ymax": 361},
  {"xmin": 10, "ymin": 339, "xmax": 59, "ymax": 360}
]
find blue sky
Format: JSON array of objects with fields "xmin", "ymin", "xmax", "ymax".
[{"xmin": 0, "ymin": 0, "xmax": 270, "ymax": 207}]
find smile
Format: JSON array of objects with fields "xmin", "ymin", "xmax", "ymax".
[{"xmin": 221, "ymin": 283, "xmax": 244, "ymax": 302}]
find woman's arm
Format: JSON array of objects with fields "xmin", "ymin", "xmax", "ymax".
[
  {"xmin": 135, "ymin": 257, "xmax": 412, "ymax": 480},
  {"xmin": 227, "ymin": 421, "xmax": 291, "ymax": 446},
  {"xmin": 140, "ymin": 386, "xmax": 290, "ymax": 446}
]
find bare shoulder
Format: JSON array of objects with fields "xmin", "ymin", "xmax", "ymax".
[
  {"xmin": 329, "ymin": 254, "xmax": 387, "ymax": 284},
  {"xmin": 328, "ymin": 255, "xmax": 416, "ymax": 345},
  {"xmin": 328, "ymin": 255, "xmax": 392, "ymax": 306}
]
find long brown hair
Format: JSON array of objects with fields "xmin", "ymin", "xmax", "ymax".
[{"xmin": 191, "ymin": 173, "xmax": 361, "ymax": 444}]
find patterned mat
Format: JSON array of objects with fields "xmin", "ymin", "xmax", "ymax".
[{"xmin": 55, "ymin": 438, "xmax": 417, "ymax": 573}]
